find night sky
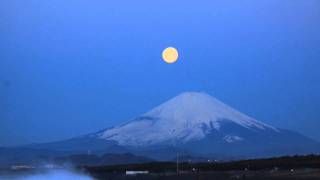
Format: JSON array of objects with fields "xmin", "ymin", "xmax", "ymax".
[{"xmin": 1, "ymin": 0, "xmax": 320, "ymax": 146}]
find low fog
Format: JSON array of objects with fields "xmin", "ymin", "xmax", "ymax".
[{"xmin": 0, "ymin": 170, "xmax": 94, "ymax": 180}]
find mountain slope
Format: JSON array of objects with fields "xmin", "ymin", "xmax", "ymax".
[
  {"xmin": 98, "ymin": 92, "xmax": 278, "ymax": 147},
  {"xmin": 93, "ymin": 92, "xmax": 319, "ymax": 158}
]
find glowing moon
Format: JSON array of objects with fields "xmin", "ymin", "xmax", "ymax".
[{"xmin": 162, "ymin": 47, "xmax": 179, "ymax": 64}]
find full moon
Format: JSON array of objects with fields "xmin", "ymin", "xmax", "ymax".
[{"xmin": 162, "ymin": 47, "xmax": 179, "ymax": 64}]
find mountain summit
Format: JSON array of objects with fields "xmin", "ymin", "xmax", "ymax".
[{"xmin": 99, "ymin": 92, "xmax": 278, "ymax": 147}]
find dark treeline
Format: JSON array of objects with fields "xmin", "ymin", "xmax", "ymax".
[{"xmin": 83, "ymin": 154, "xmax": 320, "ymax": 173}]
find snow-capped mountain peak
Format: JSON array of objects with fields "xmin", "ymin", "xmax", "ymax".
[{"xmin": 99, "ymin": 92, "xmax": 278, "ymax": 147}]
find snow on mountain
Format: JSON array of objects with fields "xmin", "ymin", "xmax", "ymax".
[
  {"xmin": 99, "ymin": 92, "xmax": 278, "ymax": 147},
  {"xmin": 223, "ymin": 135, "xmax": 244, "ymax": 143}
]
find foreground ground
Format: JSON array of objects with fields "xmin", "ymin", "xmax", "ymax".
[
  {"xmin": 85, "ymin": 155, "xmax": 320, "ymax": 180},
  {"xmin": 2, "ymin": 155, "xmax": 320, "ymax": 179},
  {"xmin": 86, "ymin": 169, "xmax": 320, "ymax": 180}
]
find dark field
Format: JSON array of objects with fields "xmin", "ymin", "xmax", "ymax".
[
  {"xmin": 88, "ymin": 169, "xmax": 320, "ymax": 180},
  {"xmin": 84, "ymin": 155, "xmax": 320, "ymax": 180},
  {"xmin": 2, "ymin": 155, "xmax": 320, "ymax": 179}
]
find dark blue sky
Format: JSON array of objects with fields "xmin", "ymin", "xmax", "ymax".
[{"xmin": 1, "ymin": 0, "xmax": 320, "ymax": 146}]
